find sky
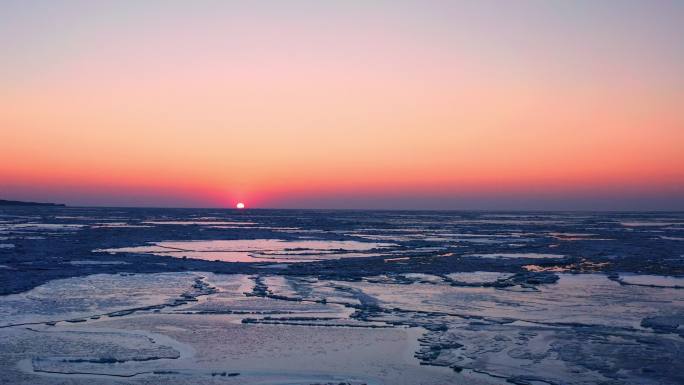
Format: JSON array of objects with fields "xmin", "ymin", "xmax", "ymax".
[{"xmin": 1, "ymin": 0, "xmax": 683, "ymax": 210}]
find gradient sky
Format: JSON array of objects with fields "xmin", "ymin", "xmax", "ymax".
[{"xmin": 1, "ymin": 0, "xmax": 683, "ymax": 210}]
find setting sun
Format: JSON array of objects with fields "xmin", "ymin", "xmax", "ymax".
[{"xmin": 236, "ymin": 202, "xmax": 245, "ymax": 209}]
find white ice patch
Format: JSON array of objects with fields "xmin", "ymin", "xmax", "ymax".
[
  {"xmin": 95, "ymin": 239, "xmax": 395, "ymax": 263},
  {"xmin": 143, "ymin": 221, "xmax": 256, "ymax": 226},
  {"xmin": 5, "ymin": 223, "xmax": 84, "ymax": 231},
  {"xmin": 466, "ymin": 253, "xmax": 565, "ymax": 259},
  {"xmin": 660, "ymin": 236, "xmax": 684, "ymax": 241},
  {"xmin": 447, "ymin": 272, "xmax": 514, "ymax": 284},
  {"xmin": 69, "ymin": 260, "xmax": 131, "ymax": 265},
  {"xmin": 617, "ymin": 274, "xmax": 684, "ymax": 288}
]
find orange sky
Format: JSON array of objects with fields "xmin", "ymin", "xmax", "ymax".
[{"xmin": 1, "ymin": 1, "xmax": 683, "ymax": 209}]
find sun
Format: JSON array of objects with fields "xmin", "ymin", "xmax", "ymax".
[{"xmin": 236, "ymin": 202, "xmax": 245, "ymax": 209}]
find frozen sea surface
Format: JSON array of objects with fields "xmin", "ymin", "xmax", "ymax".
[{"xmin": 1, "ymin": 207, "xmax": 683, "ymax": 384}]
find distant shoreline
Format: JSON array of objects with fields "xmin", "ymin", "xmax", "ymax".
[{"xmin": 0, "ymin": 199, "xmax": 66, "ymax": 207}]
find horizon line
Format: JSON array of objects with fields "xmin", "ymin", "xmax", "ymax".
[{"xmin": 9, "ymin": 204, "xmax": 684, "ymax": 213}]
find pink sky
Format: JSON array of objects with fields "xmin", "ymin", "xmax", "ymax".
[{"xmin": 1, "ymin": 1, "xmax": 683, "ymax": 209}]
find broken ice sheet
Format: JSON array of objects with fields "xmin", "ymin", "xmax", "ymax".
[{"xmin": 0, "ymin": 272, "xmax": 202, "ymax": 326}]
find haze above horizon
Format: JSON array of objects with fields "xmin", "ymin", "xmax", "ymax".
[{"xmin": 1, "ymin": 1, "xmax": 683, "ymax": 210}]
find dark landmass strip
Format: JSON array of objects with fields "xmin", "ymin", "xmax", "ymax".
[{"xmin": 0, "ymin": 199, "xmax": 65, "ymax": 207}]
